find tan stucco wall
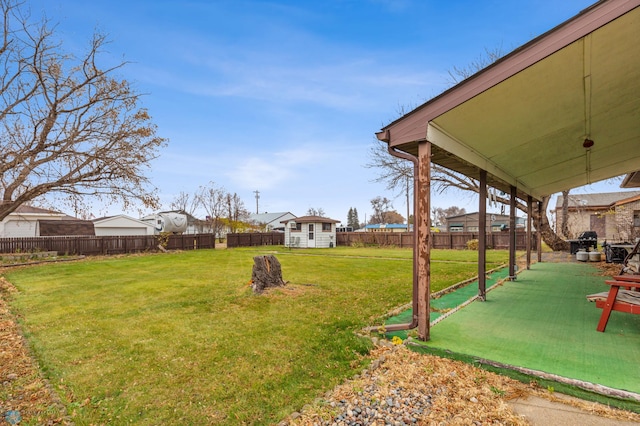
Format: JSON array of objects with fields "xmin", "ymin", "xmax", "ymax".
[
  {"xmin": 611, "ymin": 201, "xmax": 640, "ymax": 241},
  {"xmin": 555, "ymin": 208, "xmax": 606, "ymax": 239}
]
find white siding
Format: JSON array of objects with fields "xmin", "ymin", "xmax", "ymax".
[
  {"xmin": 93, "ymin": 215, "xmax": 156, "ymax": 236},
  {"xmin": 284, "ymin": 221, "xmax": 335, "ymax": 248},
  {"xmin": 2, "ymin": 219, "xmax": 38, "ymax": 237},
  {"xmin": 94, "ymin": 227, "xmax": 151, "ymax": 236},
  {"xmin": 0, "ymin": 213, "xmax": 65, "ymax": 237}
]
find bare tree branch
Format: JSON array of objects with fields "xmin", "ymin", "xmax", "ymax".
[
  {"xmin": 368, "ymin": 43, "xmax": 572, "ymax": 250},
  {"xmin": 0, "ymin": 0, "xmax": 166, "ymax": 220}
]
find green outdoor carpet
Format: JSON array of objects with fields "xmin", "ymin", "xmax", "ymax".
[
  {"xmin": 415, "ymin": 262, "xmax": 640, "ymax": 394},
  {"xmin": 385, "ymin": 267, "xmax": 511, "ymax": 336}
]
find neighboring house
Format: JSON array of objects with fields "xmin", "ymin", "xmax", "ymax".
[
  {"xmin": 0, "ymin": 205, "xmax": 65, "ymax": 237},
  {"xmin": 180, "ymin": 212, "xmax": 211, "ymax": 235},
  {"xmin": 445, "ymin": 212, "xmax": 524, "ymax": 233},
  {"xmin": 336, "ymin": 226, "xmax": 354, "ymax": 232},
  {"xmin": 364, "ymin": 223, "xmax": 410, "ymax": 233},
  {"xmin": 554, "ymin": 191, "xmax": 640, "ymax": 241},
  {"xmin": 140, "ymin": 211, "xmax": 188, "ymax": 234},
  {"xmin": 609, "ymin": 194, "xmax": 640, "ymax": 241},
  {"xmin": 283, "ymin": 215, "xmax": 340, "ymax": 248},
  {"xmin": 248, "ymin": 212, "xmax": 296, "ymax": 232},
  {"xmin": 93, "ymin": 215, "xmax": 156, "ymax": 236},
  {"xmin": 0, "ymin": 205, "xmax": 95, "ymax": 237}
]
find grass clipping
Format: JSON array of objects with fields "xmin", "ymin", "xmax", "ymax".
[{"xmin": 287, "ymin": 344, "xmax": 640, "ymax": 425}]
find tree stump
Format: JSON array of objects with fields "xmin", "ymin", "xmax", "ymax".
[{"xmin": 251, "ymin": 255, "xmax": 285, "ymax": 293}]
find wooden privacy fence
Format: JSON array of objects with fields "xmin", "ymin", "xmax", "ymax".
[
  {"xmin": 338, "ymin": 231, "xmax": 536, "ymax": 250},
  {"xmin": 0, "ymin": 233, "xmax": 215, "ymax": 256},
  {"xmin": 227, "ymin": 232, "xmax": 285, "ymax": 248},
  {"xmin": 226, "ymin": 231, "xmax": 536, "ymax": 250}
]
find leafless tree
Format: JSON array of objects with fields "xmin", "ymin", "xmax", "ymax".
[
  {"xmin": 306, "ymin": 207, "xmax": 325, "ymax": 217},
  {"xmin": 170, "ymin": 190, "xmax": 199, "ymax": 216},
  {"xmin": 0, "ymin": 0, "xmax": 166, "ymax": 221},
  {"xmin": 197, "ymin": 182, "xmax": 226, "ymax": 238},
  {"xmin": 368, "ymin": 45, "xmax": 572, "ymax": 250},
  {"xmin": 365, "ymin": 138, "xmax": 413, "ymax": 227},
  {"xmin": 446, "ymin": 46, "xmax": 505, "ymax": 85},
  {"xmin": 369, "ymin": 196, "xmax": 394, "ymax": 224},
  {"xmin": 225, "ymin": 192, "xmax": 248, "ymax": 233},
  {"xmin": 433, "ymin": 206, "xmax": 466, "ymax": 228}
]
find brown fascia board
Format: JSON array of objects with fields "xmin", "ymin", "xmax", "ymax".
[
  {"xmin": 554, "ymin": 205, "xmax": 612, "ymax": 213},
  {"xmin": 614, "ymin": 194, "xmax": 640, "ymax": 207},
  {"xmin": 377, "ymin": 0, "xmax": 639, "ymax": 146},
  {"xmin": 556, "ymin": 193, "xmax": 640, "ymax": 211},
  {"xmin": 284, "ymin": 216, "xmax": 340, "ymax": 224}
]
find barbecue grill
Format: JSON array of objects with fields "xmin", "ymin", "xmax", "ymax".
[{"xmin": 568, "ymin": 231, "xmax": 598, "ymax": 254}]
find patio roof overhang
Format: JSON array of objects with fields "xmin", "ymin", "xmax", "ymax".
[
  {"xmin": 376, "ymin": 0, "xmax": 640, "ymax": 202},
  {"xmin": 621, "ymin": 171, "xmax": 640, "ymax": 188}
]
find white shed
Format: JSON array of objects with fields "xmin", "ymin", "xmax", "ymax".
[
  {"xmin": 92, "ymin": 215, "xmax": 156, "ymax": 236},
  {"xmin": 283, "ymin": 215, "xmax": 340, "ymax": 248}
]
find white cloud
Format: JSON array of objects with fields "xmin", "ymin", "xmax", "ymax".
[
  {"xmin": 230, "ymin": 157, "xmax": 293, "ymax": 190},
  {"xmin": 227, "ymin": 145, "xmax": 330, "ymax": 190}
]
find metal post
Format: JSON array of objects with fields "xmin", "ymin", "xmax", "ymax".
[
  {"xmin": 537, "ymin": 201, "xmax": 543, "ymax": 262},
  {"xmin": 478, "ymin": 170, "xmax": 487, "ymax": 300},
  {"xmin": 527, "ymin": 195, "xmax": 532, "ymax": 269},
  {"xmin": 509, "ymin": 185, "xmax": 517, "ymax": 280}
]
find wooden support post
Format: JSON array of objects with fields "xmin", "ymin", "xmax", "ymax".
[
  {"xmin": 417, "ymin": 141, "xmax": 432, "ymax": 341},
  {"xmin": 537, "ymin": 201, "xmax": 543, "ymax": 262},
  {"xmin": 526, "ymin": 195, "xmax": 532, "ymax": 270},
  {"xmin": 509, "ymin": 185, "xmax": 517, "ymax": 280},
  {"xmin": 478, "ymin": 170, "xmax": 487, "ymax": 300}
]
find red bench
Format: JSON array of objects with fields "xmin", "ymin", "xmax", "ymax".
[{"xmin": 587, "ymin": 275, "xmax": 640, "ymax": 332}]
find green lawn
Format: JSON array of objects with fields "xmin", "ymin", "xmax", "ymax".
[{"xmin": 3, "ymin": 247, "xmax": 508, "ymax": 425}]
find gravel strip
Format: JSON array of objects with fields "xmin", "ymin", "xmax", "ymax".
[{"xmin": 282, "ymin": 341, "xmax": 640, "ymax": 426}]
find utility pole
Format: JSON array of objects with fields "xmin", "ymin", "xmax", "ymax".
[{"xmin": 254, "ymin": 190, "xmax": 260, "ymax": 214}]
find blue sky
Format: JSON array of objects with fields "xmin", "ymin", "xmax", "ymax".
[{"xmin": 29, "ymin": 0, "xmax": 624, "ymax": 224}]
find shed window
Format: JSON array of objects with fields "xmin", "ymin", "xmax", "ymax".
[
  {"xmin": 322, "ymin": 223, "xmax": 332, "ymax": 231},
  {"xmin": 290, "ymin": 222, "xmax": 302, "ymax": 231},
  {"xmin": 634, "ymin": 211, "xmax": 640, "ymax": 227},
  {"xmin": 450, "ymin": 226, "xmax": 463, "ymax": 232}
]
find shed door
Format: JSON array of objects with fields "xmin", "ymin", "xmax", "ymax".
[{"xmin": 308, "ymin": 224, "xmax": 315, "ymax": 248}]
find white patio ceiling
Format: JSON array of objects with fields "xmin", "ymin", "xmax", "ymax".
[{"xmin": 377, "ymin": 0, "xmax": 640, "ymax": 202}]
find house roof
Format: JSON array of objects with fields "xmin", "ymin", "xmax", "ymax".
[
  {"xmin": 248, "ymin": 212, "xmax": 295, "ymax": 224},
  {"xmin": 38, "ymin": 219, "xmax": 95, "ymax": 236},
  {"xmin": 613, "ymin": 193, "xmax": 640, "ymax": 207},
  {"xmin": 554, "ymin": 191, "xmax": 640, "ymax": 209},
  {"xmin": 376, "ymin": 0, "xmax": 640, "ymax": 202},
  {"xmin": 93, "ymin": 214, "xmax": 155, "ymax": 227},
  {"xmin": 283, "ymin": 215, "xmax": 340, "ymax": 224},
  {"xmin": 10, "ymin": 205, "xmax": 65, "ymax": 216}
]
